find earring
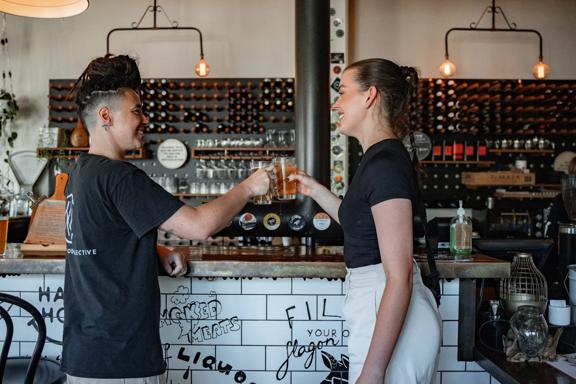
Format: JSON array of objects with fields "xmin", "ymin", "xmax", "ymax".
[{"xmin": 102, "ymin": 123, "xmax": 109, "ymax": 131}]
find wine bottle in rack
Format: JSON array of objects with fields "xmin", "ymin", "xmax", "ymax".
[{"xmin": 193, "ymin": 123, "xmax": 211, "ymax": 134}]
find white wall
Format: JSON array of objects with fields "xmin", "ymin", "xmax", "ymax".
[
  {"xmin": 0, "ymin": 0, "xmax": 295, "ymax": 175},
  {"xmin": 1, "ymin": 0, "xmax": 575, "ymax": 179},
  {"xmin": 350, "ymin": 0, "xmax": 576, "ymax": 79}
]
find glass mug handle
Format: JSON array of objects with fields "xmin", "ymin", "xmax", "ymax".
[{"xmin": 266, "ymin": 168, "xmax": 279, "ymax": 199}]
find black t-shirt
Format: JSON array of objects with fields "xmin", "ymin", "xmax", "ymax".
[
  {"xmin": 62, "ymin": 154, "xmax": 184, "ymax": 378},
  {"xmin": 338, "ymin": 139, "xmax": 417, "ymax": 268}
]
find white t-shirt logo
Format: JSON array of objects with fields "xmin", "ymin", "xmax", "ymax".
[{"xmin": 65, "ymin": 193, "xmax": 74, "ymax": 244}]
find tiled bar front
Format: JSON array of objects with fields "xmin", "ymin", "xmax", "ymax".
[{"xmin": 0, "ymin": 255, "xmax": 507, "ymax": 384}]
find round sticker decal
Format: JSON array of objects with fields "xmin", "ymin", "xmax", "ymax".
[
  {"xmin": 313, "ymin": 212, "xmax": 331, "ymax": 231},
  {"xmin": 263, "ymin": 213, "xmax": 281, "ymax": 231},
  {"xmin": 288, "ymin": 214, "xmax": 306, "ymax": 232},
  {"xmin": 238, "ymin": 212, "xmax": 257, "ymax": 231}
]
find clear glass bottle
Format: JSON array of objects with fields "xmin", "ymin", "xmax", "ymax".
[{"xmin": 450, "ymin": 200, "xmax": 472, "ymax": 257}]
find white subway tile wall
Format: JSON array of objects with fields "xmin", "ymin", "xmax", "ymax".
[{"xmin": 0, "ymin": 275, "xmax": 500, "ymax": 383}]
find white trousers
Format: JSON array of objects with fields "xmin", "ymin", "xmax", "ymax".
[{"xmin": 343, "ymin": 262, "xmax": 442, "ymax": 384}]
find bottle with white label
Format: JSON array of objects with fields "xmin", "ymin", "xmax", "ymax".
[{"xmin": 450, "ymin": 200, "xmax": 473, "ymax": 258}]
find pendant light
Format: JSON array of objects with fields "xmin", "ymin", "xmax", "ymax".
[
  {"xmin": 440, "ymin": 0, "xmax": 549, "ymax": 80},
  {"xmin": 106, "ymin": 0, "xmax": 210, "ymax": 78},
  {"xmin": 0, "ymin": 0, "xmax": 88, "ymax": 18}
]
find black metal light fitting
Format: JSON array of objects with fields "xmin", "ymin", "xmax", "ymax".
[
  {"xmin": 106, "ymin": 0, "xmax": 210, "ymax": 77},
  {"xmin": 440, "ymin": 0, "xmax": 549, "ymax": 79}
]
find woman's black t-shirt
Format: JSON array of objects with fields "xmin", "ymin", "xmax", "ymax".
[{"xmin": 338, "ymin": 139, "xmax": 417, "ymax": 268}]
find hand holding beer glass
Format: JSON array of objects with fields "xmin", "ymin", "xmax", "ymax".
[
  {"xmin": 248, "ymin": 157, "xmax": 298, "ymax": 203},
  {"xmin": 273, "ymin": 157, "xmax": 297, "ymax": 200},
  {"xmin": 249, "ymin": 160, "xmax": 274, "ymax": 205}
]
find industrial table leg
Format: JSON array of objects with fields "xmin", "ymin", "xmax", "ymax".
[{"xmin": 458, "ymin": 278, "xmax": 477, "ymax": 361}]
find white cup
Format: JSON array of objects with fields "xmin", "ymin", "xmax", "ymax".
[{"xmin": 548, "ymin": 301, "xmax": 570, "ymax": 326}]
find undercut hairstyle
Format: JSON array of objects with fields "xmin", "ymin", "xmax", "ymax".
[
  {"xmin": 345, "ymin": 58, "xmax": 419, "ymax": 139},
  {"xmin": 71, "ymin": 55, "xmax": 142, "ymax": 133}
]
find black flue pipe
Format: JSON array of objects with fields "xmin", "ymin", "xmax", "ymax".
[{"xmin": 295, "ymin": 0, "xmax": 331, "ymax": 187}]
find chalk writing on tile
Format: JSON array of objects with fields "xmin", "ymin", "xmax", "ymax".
[
  {"xmin": 285, "ymin": 301, "xmax": 312, "ymax": 328},
  {"xmin": 321, "ymin": 351, "xmax": 349, "ymax": 384},
  {"xmin": 38, "ymin": 285, "xmax": 64, "ymax": 324},
  {"xmin": 276, "ymin": 337, "xmax": 338, "ymax": 380},
  {"xmin": 191, "ymin": 316, "xmax": 240, "ymax": 342},
  {"xmin": 163, "ymin": 344, "xmax": 256, "ymax": 384}
]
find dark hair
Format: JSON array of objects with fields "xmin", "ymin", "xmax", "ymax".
[
  {"xmin": 72, "ymin": 55, "xmax": 141, "ymax": 127},
  {"xmin": 569, "ymin": 157, "xmax": 576, "ymax": 175},
  {"xmin": 345, "ymin": 58, "xmax": 418, "ymax": 139}
]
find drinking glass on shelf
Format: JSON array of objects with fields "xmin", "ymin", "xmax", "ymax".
[
  {"xmin": 250, "ymin": 160, "xmax": 273, "ymax": 205},
  {"xmin": 273, "ymin": 157, "xmax": 297, "ymax": 200}
]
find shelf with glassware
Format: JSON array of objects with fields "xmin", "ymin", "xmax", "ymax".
[
  {"xmin": 488, "ymin": 149, "xmax": 555, "ymax": 155},
  {"xmin": 191, "ymin": 147, "xmax": 295, "ymax": 160},
  {"xmin": 36, "ymin": 147, "xmax": 147, "ymax": 159}
]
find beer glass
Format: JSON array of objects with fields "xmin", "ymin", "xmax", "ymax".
[
  {"xmin": 0, "ymin": 216, "xmax": 8, "ymax": 257},
  {"xmin": 273, "ymin": 157, "xmax": 297, "ymax": 200},
  {"xmin": 250, "ymin": 160, "xmax": 273, "ymax": 205}
]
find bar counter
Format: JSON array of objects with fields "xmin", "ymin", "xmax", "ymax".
[
  {"xmin": 0, "ymin": 246, "xmax": 511, "ymax": 382},
  {"xmin": 0, "ymin": 246, "xmax": 509, "ymax": 279}
]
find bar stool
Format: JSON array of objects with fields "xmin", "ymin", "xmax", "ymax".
[{"xmin": 0, "ymin": 292, "xmax": 65, "ymax": 384}]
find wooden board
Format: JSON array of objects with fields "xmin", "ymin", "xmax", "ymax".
[{"xmin": 22, "ymin": 173, "xmax": 68, "ymax": 257}]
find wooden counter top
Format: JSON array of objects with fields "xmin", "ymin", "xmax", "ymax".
[{"xmin": 0, "ymin": 246, "xmax": 509, "ymax": 279}]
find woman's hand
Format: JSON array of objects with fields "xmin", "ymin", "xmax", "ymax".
[
  {"xmin": 289, "ymin": 170, "xmax": 321, "ymax": 198},
  {"xmin": 160, "ymin": 249, "xmax": 188, "ymax": 277},
  {"xmin": 241, "ymin": 167, "xmax": 272, "ymax": 198}
]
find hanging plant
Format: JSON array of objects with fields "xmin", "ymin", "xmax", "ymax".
[
  {"xmin": 0, "ymin": 13, "xmax": 19, "ymax": 161},
  {"xmin": 0, "ymin": 89, "xmax": 19, "ymax": 147}
]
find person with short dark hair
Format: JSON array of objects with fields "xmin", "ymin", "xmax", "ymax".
[
  {"xmin": 291, "ymin": 58, "xmax": 441, "ymax": 383},
  {"xmin": 63, "ymin": 55, "xmax": 270, "ymax": 383}
]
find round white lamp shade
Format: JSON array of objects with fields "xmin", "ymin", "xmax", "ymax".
[{"xmin": 0, "ymin": 0, "xmax": 89, "ymax": 18}]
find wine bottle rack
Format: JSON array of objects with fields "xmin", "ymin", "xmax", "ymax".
[
  {"xmin": 411, "ymin": 79, "xmax": 576, "ymax": 136},
  {"xmin": 45, "ymin": 78, "xmax": 297, "ymax": 206},
  {"xmin": 48, "ymin": 78, "xmax": 295, "ymax": 135},
  {"xmin": 346, "ymin": 78, "xmax": 576, "ymax": 239}
]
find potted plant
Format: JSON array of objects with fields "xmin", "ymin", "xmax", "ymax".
[{"xmin": 0, "ymin": 89, "xmax": 19, "ymax": 147}]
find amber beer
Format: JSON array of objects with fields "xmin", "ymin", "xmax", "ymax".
[
  {"xmin": 0, "ymin": 217, "xmax": 8, "ymax": 256},
  {"xmin": 273, "ymin": 157, "xmax": 297, "ymax": 200}
]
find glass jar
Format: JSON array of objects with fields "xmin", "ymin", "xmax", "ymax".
[{"xmin": 509, "ymin": 305, "xmax": 548, "ymax": 357}]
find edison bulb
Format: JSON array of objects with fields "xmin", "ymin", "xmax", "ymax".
[
  {"xmin": 532, "ymin": 60, "xmax": 550, "ymax": 80},
  {"xmin": 439, "ymin": 58, "xmax": 456, "ymax": 78},
  {"xmin": 195, "ymin": 58, "xmax": 210, "ymax": 77}
]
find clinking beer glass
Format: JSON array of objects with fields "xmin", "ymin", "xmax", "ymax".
[
  {"xmin": 250, "ymin": 160, "xmax": 274, "ymax": 205},
  {"xmin": 273, "ymin": 157, "xmax": 297, "ymax": 200}
]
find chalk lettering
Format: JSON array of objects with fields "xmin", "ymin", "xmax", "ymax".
[
  {"xmin": 203, "ymin": 355, "xmax": 216, "ymax": 370},
  {"xmin": 276, "ymin": 337, "xmax": 337, "ymax": 380},
  {"xmin": 322, "ymin": 297, "xmax": 341, "ymax": 318},
  {"xmin": 178, "ymin": 347, "xmax": 190, "ymax": 362},
  {"xmin": 285, "ymin": 305, "xmax": 296, "ymax": 329}
]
